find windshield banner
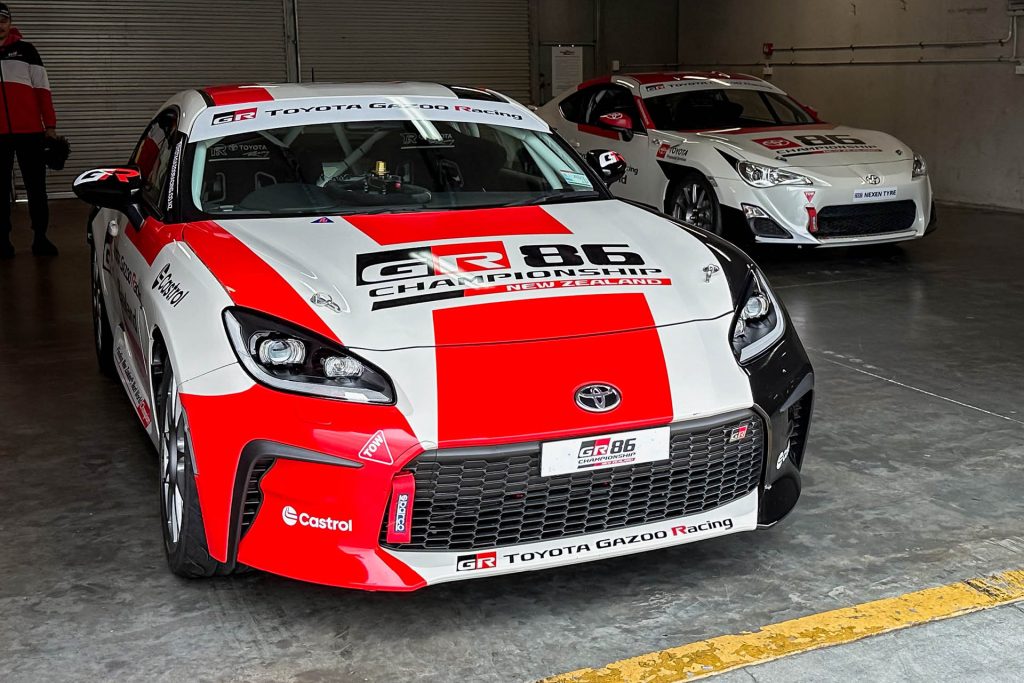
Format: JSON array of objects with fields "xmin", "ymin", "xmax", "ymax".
[{"xmin": 191, "ymin": 96, "xmax": 547, "ymax": 141}]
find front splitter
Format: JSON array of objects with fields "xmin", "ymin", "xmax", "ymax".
[{"xmin": 383, "ymin": 489, "xmax": 759, "ymax": 586}]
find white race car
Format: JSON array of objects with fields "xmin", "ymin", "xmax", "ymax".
[
  {"xmin": 73, "ymin": 82, "xmax": 813, "ymax": 590},
  {"xmin": 537, "ymin": 71, "xmax": 936, "ymax": 246}
]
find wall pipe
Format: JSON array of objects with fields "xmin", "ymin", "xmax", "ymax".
[
  {"xmin": 770, "ymin": 16, "xmax": 1016, "ymax": 53},
  {"xmin": 626, "ymin": 57, "xmax": 1015, "ymax": 69},
  {"xmin": 627, "ymin": 14, "xmax": 1020, "ymax": 70}
]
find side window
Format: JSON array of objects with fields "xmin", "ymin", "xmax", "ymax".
[
  {"xmin": 132, "ymin": 109, "xmax": 179, "ymax": 214},
  {"xmin": 558, "ymin": 88, "xmax": 591, "ymax": 124},
  {"xmin": 765, "ymin": 93, "xmax": 813, "ymax": 125},
  {"xmin": 723, "ymin": 90, "xmax": 774, "ymax": 125},
  {"xmin": 586, "ymin": 85, "xmax": 645, "ymax": 132}
]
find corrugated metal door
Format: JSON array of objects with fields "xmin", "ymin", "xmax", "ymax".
[
  {"xmin": 8, "ymin": 1, "xmax": 289, "ymax": 197},
  {"xmin": 297, "ymin": 0, "xmax": 531, "ymax": 103}
]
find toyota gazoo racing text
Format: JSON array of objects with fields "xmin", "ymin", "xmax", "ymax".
[
  {"xmin": 75, "ymin": 81, "xmax": 813, "ymax": 590},
  {"xmin": 537, "ymin": 71, "xmax": 935, "ymax": 246}
]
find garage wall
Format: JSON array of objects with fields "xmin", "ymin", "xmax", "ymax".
[
  {"xmin": 296, "ymin": 0, "xmax": 532, "ymax": 103},
  {"xmin": 677, "ymin": 0, "xmax": 1024, "ymax": 212},
  {"xmin": 536, "ymin": 0, "xmax": 597, "ymax": 103},
  {"xmin": 10, "ymin": 1, "xmax": 289, "ymax": 198},
  {"xmin": 599, "ymin": 0, "xmax": 679, "ymax": 73},
  {"xmin": 536, "ymin": 0, "xmax": 682, "ymax": 103}
]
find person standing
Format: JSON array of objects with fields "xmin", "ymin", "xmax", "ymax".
[{"xmin": 0, "ymin": 2, "xmax": 57, "ymax": 258}]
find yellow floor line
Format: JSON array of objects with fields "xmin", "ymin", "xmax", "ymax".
[{"xmin": 541, "ymin": 569, "xmax": 1024, "ymax": 683}]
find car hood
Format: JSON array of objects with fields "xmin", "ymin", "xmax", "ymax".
[
  {"xmin": 687, "ymin": 124, "xmax": 912, "ymax": 168},
  {"xmin": 185, "ymin": 200, "xmax": 744, "ymax": 352}
]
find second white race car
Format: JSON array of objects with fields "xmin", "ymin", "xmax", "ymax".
[{"xmin": 538, "ymin": 71, "xmax": 936, "ymax": 246}]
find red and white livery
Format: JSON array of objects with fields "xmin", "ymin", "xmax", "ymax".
[
  {"xmin": 537, "ymin": 72, "xmax": 935, "ymax": 245},
  {"xmin": 75, "ymin": 82, "xmax": 813, "ymax": 590}
]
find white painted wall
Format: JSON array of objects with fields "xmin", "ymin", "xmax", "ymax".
[{"xmin": 678, "ymin": 0, "xmax": 1024, "ymax": 212}]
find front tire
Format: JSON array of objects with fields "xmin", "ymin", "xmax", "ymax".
[
  {"xmin": 666, "ymin": 172, "xmax": 722, "ymax": 235},
  {"xmin": 156, "ymin": 355, "xmax": 236, "ymax": 578},
  {"xmin": 90, "ymin": 245, "xmax": 116, "ymax": 378}
]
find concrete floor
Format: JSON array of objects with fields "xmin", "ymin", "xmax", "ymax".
[
  {"xmin": 715, "ymin": 603, "xmax": 1024, "ymax": 683},
  {"xmin": 1, "ymin": 201, "xmax": 1022, "ymax": 682}
]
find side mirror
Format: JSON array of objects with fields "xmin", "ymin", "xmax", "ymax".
[
  {"xmin": 73, "ymin": 166, "xmax": 145, "ymax": 228},
  {"xmin": 802, "ymin": 104, "xmax": 819, "ymax": 121},
  {"xmin": 597, "ymin": 112, "xmax": 635, "ymax": 142},
  {"xmin": 586, "ymin": 149, "xmax": 627, "ymax": 186}
]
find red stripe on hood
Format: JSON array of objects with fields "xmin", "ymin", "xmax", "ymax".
[
  {"xmin": 203, "ymin": 84, "xmax": 274, "ymax": 106},
  {"xmin": 184, "ymin": 221, "xmax": 341, "ymax": 343},
  {"xmin": 346, "ymin": 206, "xmax": 572, "ymax": 246},
  {"xmin": 433, "ymin": 293, "xmax": 673, "ymax": 447}
]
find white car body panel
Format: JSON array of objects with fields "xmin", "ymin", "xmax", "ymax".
[{"xmin": 537, "ymin": 73, "xmax": 935, "ymax": 246}]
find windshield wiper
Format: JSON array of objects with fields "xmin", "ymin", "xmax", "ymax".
[
  {"xmin": 335, "ymin": 205, "xmax": 432, "ymax": 216},
  {"xmin": 504, "ymin": 191, "xmax": 604, "ymax": 207}
]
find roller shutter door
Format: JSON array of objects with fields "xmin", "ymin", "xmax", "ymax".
[
  {"xmin": 8, "ymin": 1, "xmax": 289, "ymax": 197},
  {"xmin": 297, "ymin": 0, "xmax": 531, "ymax": 103}
]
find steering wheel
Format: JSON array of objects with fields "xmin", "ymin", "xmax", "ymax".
[{"xmin": 325, "ymin": 175, "xmax": 433, "ymax": 206}]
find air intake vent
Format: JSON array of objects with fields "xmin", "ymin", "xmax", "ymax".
[{"xmin": 240, "ymin": 459, "xmax": 274, "ymax": 537}]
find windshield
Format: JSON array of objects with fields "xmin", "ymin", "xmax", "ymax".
[
  {"xmin": 189, "ymin": 119, "xmax": 599, "ymax": 216},
  {"xmin": 644, "ymin": 88, "xmax": 814, "ymax": 131}
]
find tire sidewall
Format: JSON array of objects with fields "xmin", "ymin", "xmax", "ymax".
[
  {"xmin": 90, "ymin": 244, "xmax": 116, "ymax": 375},
  {"xmin": 157, "ymin": 361, "xmax": 196, "ymax": 564}
]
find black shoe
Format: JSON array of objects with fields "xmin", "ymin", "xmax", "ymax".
[
  {"xmin": 32, "ymin": 236, "xmax": 58, "ymax": 257},
  {"xmin": 0, "ymin": 238, "xmax": 13, "ymax": 259}
]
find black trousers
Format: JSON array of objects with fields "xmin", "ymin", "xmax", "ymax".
[{"xmin": 0, "ymin": 133, "xmax": 49, "ymax": 238}]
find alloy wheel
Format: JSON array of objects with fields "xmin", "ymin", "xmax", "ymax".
[
  {"xmin": 160, "ymin": 374, "xmax": 187, "ymax": 545},
  {"xmin": 673, "ymin": 181, "xmax": 714, "ymax": 231}
]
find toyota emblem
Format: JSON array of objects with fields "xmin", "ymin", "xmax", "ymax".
[
  {"xmin": 864, "ymin": 174, "xmax": 881, "ymax": 185},
  {"xmin": 574, "ymin": 383, "xmax": 622, "ymax": 413}
]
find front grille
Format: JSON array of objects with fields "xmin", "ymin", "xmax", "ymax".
[
  {"xmin": 816, "ymin": 200, "xmax": 916, "ymax": 238},
  {"xmin": 380, "ymin": 413, "xmax": 765, "ymax": 551},
  {"xmin": 240, "ymin": 459, "xmax": 274, "ymax": 537}
]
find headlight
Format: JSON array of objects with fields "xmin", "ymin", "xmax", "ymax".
[
  {"xmin": 731, "ymin": 268, "xmax": 786, "ymax": 363},
  {"xmin": 224, "ymin": 308, "xmax": 395, "ymax": 404},
  {"xmin": 737, "ymin": 161, "xmax": 812, "ymax": 188},
  {"xmin": 912, "ymin": 153, "xmax": 927, "ymax": 178}
]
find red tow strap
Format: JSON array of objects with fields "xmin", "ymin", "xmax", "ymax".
[{"xmin": 387, "ymin": 472, "xmax": 415, "ymax": 544}]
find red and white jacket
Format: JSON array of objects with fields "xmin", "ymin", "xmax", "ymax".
[{"xmin": 0, "ymin": 28, "xmax": 56, "ymax": 134}]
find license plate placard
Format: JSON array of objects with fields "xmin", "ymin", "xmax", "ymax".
[{"xmin": 541, "ymin": 426, "xmax": 670, "ymax": 477}]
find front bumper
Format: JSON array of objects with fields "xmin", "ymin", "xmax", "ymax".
[
  {"xmin": 715, "ymin": 162, "xmax": 933, "ymax": 246},
  {"xmin": 178, "ymin": 326, "xmax": 813, "ymax": 591}
]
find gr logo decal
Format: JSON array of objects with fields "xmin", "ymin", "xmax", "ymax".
[
  {"xmin": 430, "ymin": 240, "xmax": 510, "ymax": 274},
  {"xmin": 456, "ymin": 551, "xmax": 497, "ymax": 572},
  {"xmin": 75, "ymin": 168, "xmax": 141, "ymax": 184},
  {"xmin": 356, "ymin": 241, "xmax": 510, "ymax": 285},
  {"xmin": 212, "ymin": 107, "xmax": 257, "ymax": 125}
]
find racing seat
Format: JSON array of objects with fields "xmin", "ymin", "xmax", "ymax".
[
  {"xmin": 361, "ymin": 126, "xmax": 508, "ymax": 192},
  {"xmin": 201, "ymin": 136, "xmax": 301, "ymax": 207}
]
